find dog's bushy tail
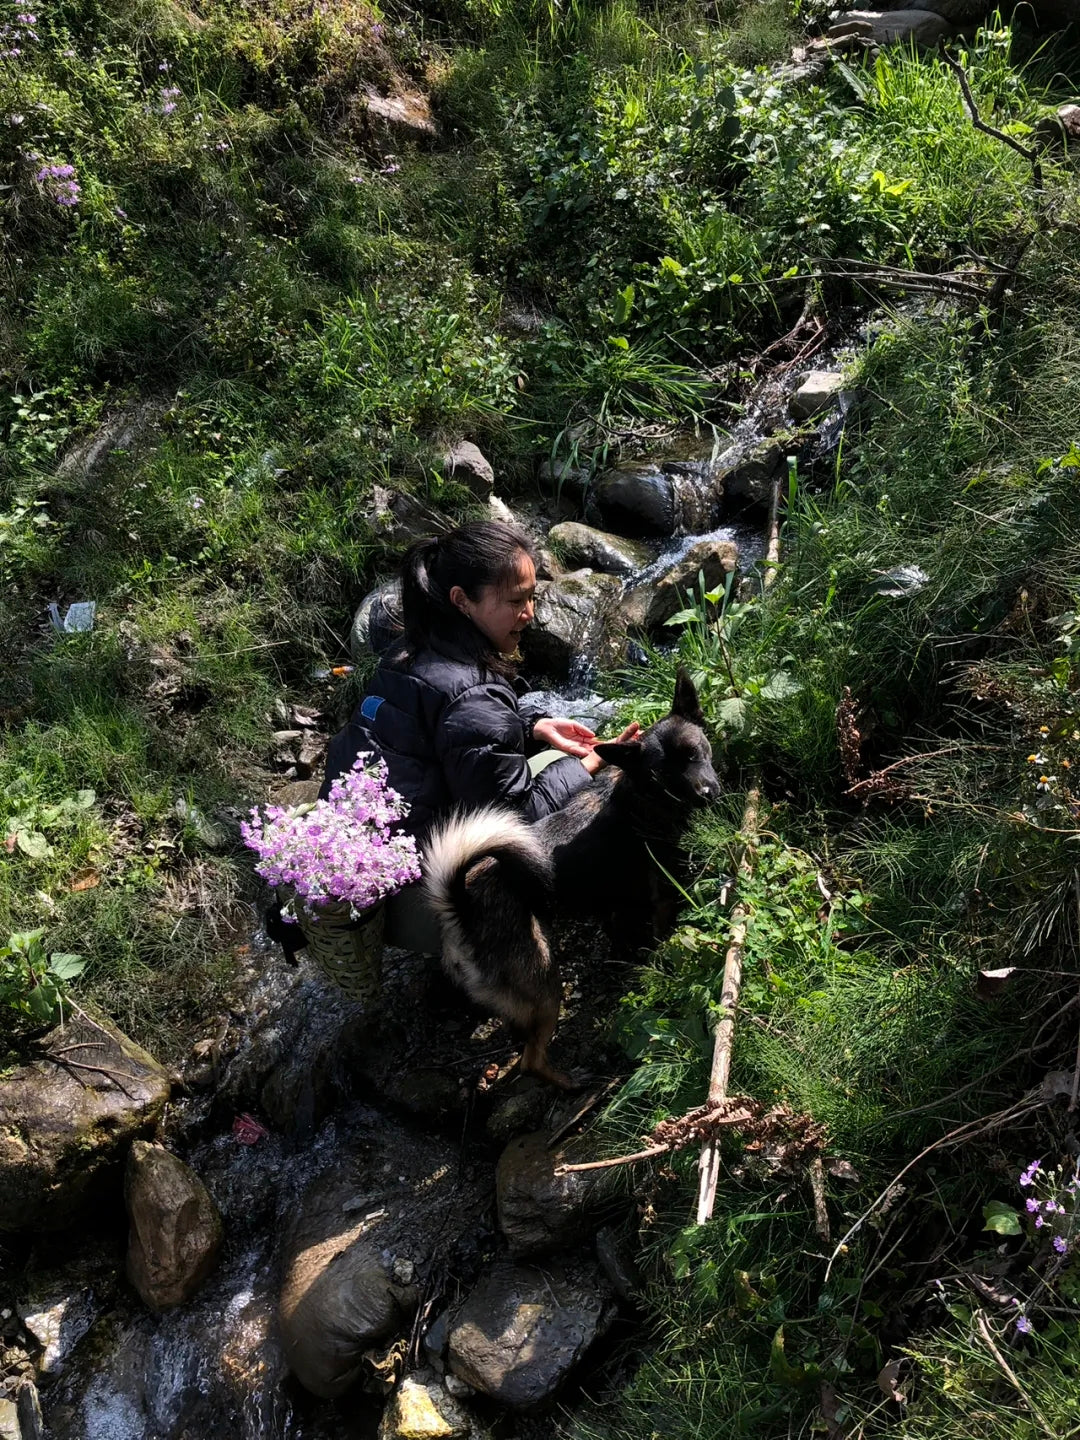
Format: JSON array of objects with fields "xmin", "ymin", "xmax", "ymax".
[{"xmin": 423, "ymin": 808, "xmax": 551, "ymax": 941}]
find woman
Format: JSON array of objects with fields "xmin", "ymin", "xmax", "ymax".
[{"xmin": 322, "ymin": 519, "xmax": 638, "ymax": 951}]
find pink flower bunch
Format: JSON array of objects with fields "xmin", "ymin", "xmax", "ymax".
[{"xmin": 241, "ymin": 754, "xmax": 421, "ymax": 916}]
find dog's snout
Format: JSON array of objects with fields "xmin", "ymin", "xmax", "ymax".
[{"xmin": 695, "ymin": 777, "xmax": 720, "ymax": 802}]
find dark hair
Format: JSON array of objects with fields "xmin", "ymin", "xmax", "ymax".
[{"xmin": 400, "ymin": 520, "xmax": 537, "ymax": 677}]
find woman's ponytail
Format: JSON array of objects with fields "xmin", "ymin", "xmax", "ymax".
[{"xmin": 401, "ymin": 536, "xmax": 441, "ymax": 651}]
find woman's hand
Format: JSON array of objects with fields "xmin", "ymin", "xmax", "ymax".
[
  {"xmin": 532, "ymin": 716, "xmax": 597, "ymax": 759},
  {"xmin": 579, "ymin": 720, "xmax": 642, "ymax": 774}
]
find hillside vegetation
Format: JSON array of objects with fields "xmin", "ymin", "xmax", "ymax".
[{"xmin": 2, "ymin": 0, "xmax": 1080, "ymax": 1431}]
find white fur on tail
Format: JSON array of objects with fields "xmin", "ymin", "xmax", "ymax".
[{"xmin": 423, "ymin": 807, "xmax": 541, "ymax": 922}]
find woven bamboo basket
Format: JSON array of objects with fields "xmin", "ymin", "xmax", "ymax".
[{"xmin": 282, "ymin": 888, "xmax": 385, "ymax": 1004}]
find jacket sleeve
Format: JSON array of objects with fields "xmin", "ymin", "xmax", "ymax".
[{"xmin": 436, "ymin": 683, "xmax": 592, "ymax": 822}]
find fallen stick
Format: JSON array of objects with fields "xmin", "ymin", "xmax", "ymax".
[{"xmin": 695, "ymin": 788, "xmax": 760, "ymax": 1224}]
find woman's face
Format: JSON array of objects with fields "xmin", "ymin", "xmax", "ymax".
[{"xmin": 451, "ymin": 551, "xmax": 537, "ymax": 654}]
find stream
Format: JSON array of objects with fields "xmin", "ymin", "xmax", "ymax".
[{"xmin": 10, "ymin": 374, "xmax": 850, "ymax": 1439}]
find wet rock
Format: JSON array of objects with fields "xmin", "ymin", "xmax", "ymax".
[
  {"xmin": 485, "ymin": 1083, "xmax": 552, "ymax": 1146},
  {"xmin": 595, "ymin": 1226, "xmax": 640, "ymax": 1301},
  {"xmin": 827, "ymin": 9, "xmax": 954, "ymax": 44},
  {"xmin": 124, "ymin": 1142, "xmax": 223, "ymax": 1312},
  {"xmin": 719, "ymin": 438, "xmax": 787, "ymax": 505},
  {"xmin": 18, "ymin": 1290, "xmax": 97, "ymax": 1379},
  {"xmin": 378, "ymin": 1372, "xmax": 487, "ymax": 1439},
  {"xmin": 279, "ymin": 1176, "xmax": 415, "ymax": 1398},
  {"xmin": 642, "ymin": 537, "xmax": 739, "ymax": 629},
  {"xmin": 521, "ymin": 572, "xmax": 623, "ymax": 683},
  {"xmin": 546, "ymin": 522, "xmax": 649, "ymax": 577},
  {"xmin": 443, "ymin": 441, "xmax": 494, "ymax": 497},
  {"xmin": 351, "ymin": 578, "xmax": 404, "ymax": 661},
  {"xmin": 364, "ymin": 89, "xmax": 438, "ymax": 147},
  {"xmin": 789, "ymin": 370, "xmax": 846, "ymax": 422},
  {"xmin": 385, "ymin": 1069, "xmax": 466, "ymax": 1129},
  {"xmin": 447, "ymin": 1258, "xmax": 615, "ymax": 1408},
  {"xmin": 588, "ymin": 462, "xmax": 674, "ymax": 536},
  {"xmin": 0, "ymin": 1011, "xmax": 170, "ymax": 1231},
  {"xmin": 423, "ymin": 1310, "xmax": 451, "ymax": 1371},
  {"xmin": 0, "ymin": 1384, "xmax": 42, "ymax": 1440},
  {"xmin": 538, "ymin": 457, "xmax": 591, "ymax": 506},
  {"xmin": 496, "ymin": 1131, "xmax": 612, "ymax": 1257},
  {"xmin": 279, "ymin": 1126, "xmax": 470, "ymax": 1401}
]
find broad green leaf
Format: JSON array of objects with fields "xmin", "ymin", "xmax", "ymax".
[
  {"xmin": 982, "ymin": 1200, "xmax": 1022, "ymax": 1236},
  {"xmin": 26, "ymin": 983, "xmax": 58, "ymax": 1023},
  {"xmin": 718, "ymin": 697, "xmax": 749, "ymax": 732},
  {"xmin": 75, "ymin": 789, "xmax": 96, "ymax": 808},
  {"xmin": 48, "ymin": 953, "xmax": 86, "ymax": 981},
  {"xmin": 608, "ymin": 335, "xmax": 629, "ymax": 350},
  {"xmin": 760, "ymin": 672, "xmax": 802, "ymax": 701},
  {"xmin": 16, "ymin": 829, "xmax": 51, "ymax": 859}
]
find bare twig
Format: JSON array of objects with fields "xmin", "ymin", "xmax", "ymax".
[
  {"xmin": 824, "ymin": 1099, "xmax": 1044, "ymax": 1282},
  {"xmin": 939, "ymin": 45, "xmax": 1043, "ymax": 190},
  {"xmin": 696, "ymin": 789, "xmax": 761, "ymax": 1224},
  {"xmin": 1069, "ymin": 868, "xmax": 1080, "ymax": 1112},
  {"xmin": 557, "ymin": 1144, "xmax": 676, "ymax": 1175},
  {"xmin": 809, "ymin": 1156, "xmax": 830, "ymax": 1242},
  {"xmin": 546, "ymin": 1078, "xmax": 621, "ymax": 1149},
  {"xmin": 975, "ymin": 1310, "xmax": 1057, "ymax": 1438}
]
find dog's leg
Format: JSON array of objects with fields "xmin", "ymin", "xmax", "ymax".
[{"xmin": 520, "ymin": 986, "xmax": 576, "ymax": 1090}]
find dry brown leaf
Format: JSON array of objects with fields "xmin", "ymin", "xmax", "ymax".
[
  {"xmin": 69, "ymin": 870, "xmax": 101, "ymax": 892},
  {"xmin": 877, "ymin": 1357, "xmax": 907, "ymax": 1404}
]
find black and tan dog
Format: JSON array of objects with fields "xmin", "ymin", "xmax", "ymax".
[{"xmin": 423, "ymin": 669, "xmax": 721, "ymax": 1086}]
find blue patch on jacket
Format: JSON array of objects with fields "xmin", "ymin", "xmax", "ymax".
[{"xmin": 360, "ymin": 694, "xmax": 385, "ymax": 722}]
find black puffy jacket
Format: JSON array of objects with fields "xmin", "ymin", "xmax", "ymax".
[{"xmin": 321, "ymin": 647, "xmax": 592, "ymax": 838}]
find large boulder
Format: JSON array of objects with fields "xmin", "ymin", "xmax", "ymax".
[
  {"xmin": 124, "ymin": 1142, "xmax": 223, "ymax": 1312},
  {"xmin": 363, "ymin": 89, "xmax": 438, "ymax": 147},
  {"xmin": 0, "ymin": 1011, "xmax": 170, "ymax": 1231},
  {"xmin": 587, "ymin": 463, "xmax": 675, "ymax": 536},
  {"xmin": 442, "ymin": 441, "xmax": 494, "ymax": 498},
  {"xmin": 368, "ymin": 484, "xmax": 447, "ymax": 552},
  {"xmin": 351, "ymin": 579, "xmax": 405, "ymax": 661},
  {"xmin": 828, "ymin": 9, "xmax": 955, "ymax": 43},
  {"xmin": 716, "ymin": 438, "xmax": 788, "ymax": 506},
  {"xmin": 447, "ymin": 1258, "xmax": 615, "ymax": 1408},
  {"xmin": 640, "ymin": 537, "xmax": 739, "ymax": 630},
  {"xmin": 278, "ymin": 1170, "xmax": 417, "ymax": 1399},
  {"xmin": 521, "ymin": 572, "xmax": 623, "ymax": 683},
  {"xmin": 496, "ymin": 1131, "xmax": 613, "ymax": 1258},
  {"xmin": 546, "ymin": 522, "xmax": 649, "ymax": 577},
  {"xmin": 18, "ymin": 1290, "xmax": 97, "ymax": 1379}
]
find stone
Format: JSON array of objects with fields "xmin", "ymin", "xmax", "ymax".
[
  {"xmin": 124, "ymin": 1142, "xmax": 223, "ymax": 1312},
  {"xmin": 496, "ymin": 1131, "xmax": 609, "ymax": 1258},
  {"xmin": 520, "ymin": 572, "xmax": 623, "ymax": 684},
  {"xmin": 364, "ymin": 89, "xmax": 437, "ymax": 147},
  {"xmin": 16, "ymin": 1384, "xmax": 42, "ymax": 1440},
  {"xmin": 55, "ymin": 398, "xmax": 166, "ymax": 486},
  {"xmin": 827, "ymin": 9, "xmax": 955, "ymax": 45},
  {"xmin": 587, "ymin": 463, "xmax": 675, "ymax": 536},
  {"xmin": 423, "ymin": 1310, "xmax": 450, "ymax": 1371},
  {"xmin": 18, "ymin": 1291, "xmax": 97, "ymax": 1377},
  {"xmin": 278, "ymin": 1167, "xmax": 422, "ymax": 1398},
  {"xmin": 1055, "ymin": 103, "xmax": 1080, "ymax": 141},
  {"xmin": 0, "ymin": 1011, "xmax": 171, "ymax": 1232},
  {"xmin": 0, "ymin": 1400, "xmax": 17, "ymax": 1440},
  {"xmin": 447, "ymin": 1258, "xmax": 615, "ymax": 1408},
  {"xmin": 537, "ymin": 457, "xmax": 590, "ymax": 506},
  {"xmin": 385, "ymin": 1069, "xmax": 466, "ymax": 1129},
  {"xmin": 789, "ymin": 370, "xmax": 846, "ymax": 422},
  {"xmin": 546, "ymin": 522, "xmax": 649, "ymax": 577},
  {"xmin": 485, "ymin": 1084, "xmax": 552, "ymax": 1145},
  {"xmin": 718, "ymin": 438, "xmax": 787, "ymax": 505},
  {"xmin": 641, "ymin": 537, "xmax": 739, "ymax": 630},
  {"xmin": 377, "ymin": 1373, "xmax": 481, "ymax": 1440},
  {"xmin": 595, "ymin": 1226, "xmax": 639, "ymax": 1301},
  {"xmin": 351, "ymin": 579, "xmax": 405, "ymax": 661},
  {"xmin": 369, "ymin": 484, "xmax": 446, "ymax": 551},
  {"xmin": 442, "ymin": 441, "xmax": 494, "ymax": 497}
]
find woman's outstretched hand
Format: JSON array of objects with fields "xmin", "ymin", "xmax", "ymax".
[
  {"xmin": 532, "ymin": 716, "xmax": 597, "ymax": 758},
  {"xmin": 579, "ymin": 720, "xmax": 642, "ymax": 775}
]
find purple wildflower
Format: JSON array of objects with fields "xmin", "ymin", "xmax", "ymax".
[
  {"xmin": 1035, "ymin": 1216, "xmax": 1045, "ymax": 1228},
  {"xmin": 1053, "ymin": 1235, "xmax": 1068, "ymax": 1254},
  {"xmin": 162, "ymin": 86, "xmax": 181, "ymax": 98},
  {"xmin": 115, "ymin": 207, "xmax": 127, "ymax": 219},
  {"xmin": 1026, "ymin": 1198, "xmax": 1040, "ymax": 1213},
  {"xmin": 1015, "ymin": 1315, "xmax": 1034, "ymax": 1335},
  {"xmin": 8, "ymin": 113, "xmax": 24, "ymax": 124},
  {"xmin": 1020, "ymin": 1160, "xmax": 1042, "ymax": 1188},
  {"xmin": 161, "ymin": 102, "xmax": 177, "ymax": 115},
  {"xmin": 381, "ymin": 162, "xmax": 401, "ymax": 175},
  {"xmin": 349, "ymin": 174, "xmax": 365, "ymax": 184},
  {"xmin": 158, "ymin": 60, "xmax": 169, "ymax": 70},
  {"xmin": 16, "ymin": 13, "xmax": 37, "ymax": 23},
  {"xmin": 242, "ymin": 754, "xmax": 421, "ymax": 913},
  {"xmin": 190, "ymin": 496, "xmax": 204, "ymax": 510}
]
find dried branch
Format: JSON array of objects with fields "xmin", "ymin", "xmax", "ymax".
[
  {"xmin": 939, "ymin": 45, "xmax": 1043, "ymax": 191},
  {"xmin": 696, "ymin": 789, "xmax": 760, "ymax": 1224},
  {"xmin": 975, "ymin": 1310, "xmax": 1057, "ymax": 1438}
]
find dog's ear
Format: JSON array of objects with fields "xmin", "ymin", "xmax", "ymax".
[
  {"xmin": 594, "ymin": 740, "xmax": 647, "ymax": 773},
  {"xmin": 672, "ymin": 667, "xmax": 705, "ymax": 727}
]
